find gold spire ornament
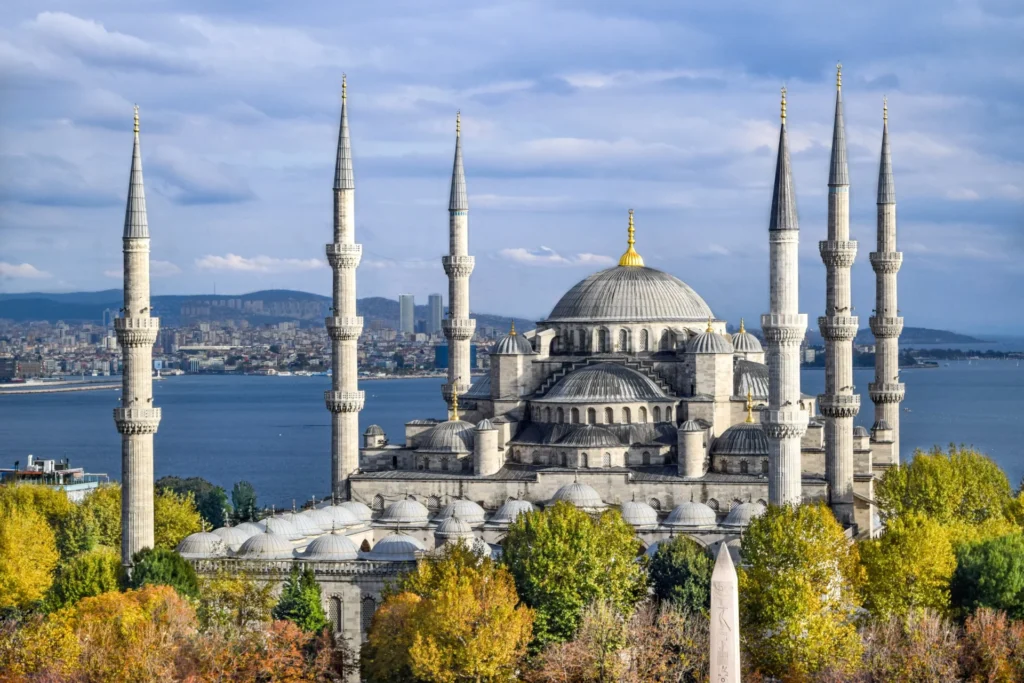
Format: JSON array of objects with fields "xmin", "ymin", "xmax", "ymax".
[
  {"xmin": 618, "ymin": 209, "xmax": 644, "ymax": 267},
  {"xmin": 739, "ymin": 318, "xmax": 746, "ymax": 334},
  {"xmin": 451, "ymin": 383, "xmax": 460, "ymax": 421},
  {"xmin": 836, "ymin": 62, "xmax": 842, "ymax": 89},
  {"xmin": 745, "ymin": 389, "xmax": 754, "ymax": 423},
  {"xmin": 780, "ymin": 86, "xmax": 787, "ymax": 124},
  {"xmin": 510, "ymin": 319, "xmax": 516, "ymax": 335},
  {"xmin": 706, "ymin": 316, "xmax": 714, "ymax": 334},
  {"xmin": 133, "ymin": 104, "xmax": 139, "ymax": 134}
]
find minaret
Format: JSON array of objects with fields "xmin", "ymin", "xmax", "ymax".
[
  {"xmin": 441, "ymin": 112, "xmax": 475, "ymax": 413},
  {"xmin": 114, "ymin": 106, "xmax": 161, "ymax": 565},
  {"xmin": 324, "ymin": 76, "xmax": 365, "ymax": 497},
  {"xmin": 818, "ymin": 64, "xmax": 860, "ymax": 524},
  {"xmin": 869, "ymin": 98, "xmax": 905, "ymax": 463},
  {"xmin": 761, "ymin": 87, "xmax": 808, "ymax": 506}
]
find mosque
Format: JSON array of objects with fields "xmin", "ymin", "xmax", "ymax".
[{"xmin": 115, "ymin": 66, "xmax": 905, "ymax": 648}]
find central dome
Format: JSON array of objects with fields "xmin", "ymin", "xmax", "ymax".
[{"xmin": 545, "ymin": 266, "xmax": 713, "ymax": 323}]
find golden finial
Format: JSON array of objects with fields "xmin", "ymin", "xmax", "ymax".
[
  {"xmin": 706, "ymin": 316, "xmax": 714, "ymax": 334},
  {"xmin": 617, "ymin": 209, "xmax": 644, "ymax": 267},
  {"xmin": 745, "ymin": 389, "xmax": 754, "ymax": 423},
  {"xmin": 510, "ymin": 319, "xmax": 516, "ymax": 336},
  {"xmin": 883, "ymin": 96, "xmax": 888, "ymax": 123},
  {"xmin": 780, "ymin": 86, "xmax": 787, "ymax": 124},
  {"xmin": 342, "ymin": 74, "xmax": 347, "ymax": 100},
  {"xmin": 739, "ymin": 318, "xmax": 746, "ymax": 334},
  {"xmin": 451, "ymin": 384, "xmax": 460, "ymax": 421},
  {"xmin": 456, "ymin": 110, "xmax": 461, "ymax": 136},
  {"xmin": 133, "ymin": 104, "xmax": 139, "ymax": 134},
  {"xmin": 836, "ymin": 62, "xmax": 842, "ymax": 89}
]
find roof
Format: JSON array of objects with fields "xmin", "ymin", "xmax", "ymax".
[
  {"xmin": 664, "ymin": 501, "xmax": 717, "ymax": 527},
  {"xmin": 211, "ymin": 526, "xmax": 253, "ymax": 551},
  {"xmin": 829, "ymin": 81, "xmax": 849, "ymax": 186},
  {"xmin": 722, "ymin": 502, "xmax": 767, "ymax": 528},
  {"xmin": 686, "ymin": 329, "xmax": 734, "ymax": 354},
  {"xmin": 123, "ymin": 115, "xmax": 149, "ymax": 239},
  {"xmin": 731, "ymin": 330, "xmax": 763, "ymax": 354},
  {"xmin": 237, "ymin": 532, "xmax": 295, "ymax": 560},
  {"xmin": 476, "ymin": 418, "xmax": 496, "ymax": 431},
  {"xmin": 334, "ymin": 78, "xmax": 354, "ymax": 190},
  {"xmin": 449, "ymin": 115, "xmax": 467, "ymax": 211},
  {"xmin": 490, "ymin": 499, "xmax": 537, "ymax": 525},
  {"xmin": 365, "ymin": 534, "xmax": 425, "ymax": 561},
  {"xmin": 434, "ymin": 516, "xmax": 475, "ymax": 540},
  {"xmin": 734, "ymin": 359, "xmax": 769, "ymax": 399},
  {"xmin": 463, "ymin": 375, "xmax": 491, "ymax": 400},
  {"xmin": 176, "ymin": 531, "xmax": 225, "ymax": 559},
  {"xmin": 620, "ymin": 500, "xmax": 658, "ymax": 527},
  {"xmin": 364, "ymin": 424, "xmax": 385, "ymax": 436},
  {"xmin": 418, "ymin": 419, "xmax": 475, "ymax": 454},
  {"xmin": 300, "ymin": 532, "xmax": 359, "ymax": 561},
  {"xmin": 337, "ymin": 500, "xmax": 373, "ymax": 522},
  {"xmin": 768, "ymin": 114, "xmax": 799, "ymax": 232},
  {"xmin": 436, "ymin": 499, "xmax": 486, "ymax": 524},
  {"xmin": 550, "ymin": 482, "xmax": 605, "ymax": 511},
  {"xmin": 711, "ymin": 422, "xmax": 768, "ymax": 456},
  {"xmin": 537, "ymin": 362, "xmax": 669, "ymax": 403},
  {"xmin": 878, "ymin": 110, "xmax": 895, "ymax": 204},
  {"xmin": 492, "ymin": 332, "xmax": 534, "ymax": 355},
  {"xmin": 544, "ymin": 266, "xmax": 713, "ymax": 323},
  {"xmin": 380, "ymin": 499, "xmax": 430, "ymax": 524},
  {"xmin": 557, "ymin": 424, "xmax": 623, "ymax": 448}
]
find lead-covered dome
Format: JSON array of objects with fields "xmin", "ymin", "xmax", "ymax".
[
  {"xmin": 418, "ymin": 419, "xmax": 476, "ymax": 453},
  {"xmin": 731, "ymin": 327, "xmax": 763, "ymax": 354},
  {"xmin": 687, "ymin": 328, "xmax": 734, "ymax": 354},
  {"xmin": 212, "ymin": 525, "xmax": 253, "ymax": 552},
  {"xmin": 337, "ymin": 501, "xmax": 373, "ymax": 523},
  {"xmin": 381, "ymin": 499, "xmax": 430, "ymax": 524},
  {"xmin": 546, "ymin": 266, "xmax": 713, "ymax": 323},
  {"xmin": 558, "ymin": 425, "xmax": 623, "ymax": 448},
  {"xmin": 237, "ymin": 532, "xmax": 295, "ymax": 560},
  {"xmin": 734, "ymin": 360, "xmax": 769, "ymax": 399},
  {"xmin": 492, "ymin": 331, "xmax": 534, "ymax": 355},
  {"xmin": 176, "ymin": 531, "xmax": 225, "ymax": 559},
  {"xmin": 711, "ymin": 423, "xmax": 768, "ymax": 456},
  {"xmin": 620, "ymin": 501, "xmax": 658, "ymax": 528},
  {"xmin": 364, "ymin": 534, "xmax": 425, "ymax": 561},
  {"xmin": 664, "ymin": 501, "xmax": 717, "ymax": 528},
  {"xmin": 538, "ymin": 363, "xmax": 668, "ymax": 403},
  {"xmin": 490, "ymin": 499, "xmax": 537, "ymax": 525},
  {"xmin": 436, "ymin": 499, "xmax": 486, "ymax": 525},
  {"xmin": 550, "ymin": 482, "xmax": 606, "ymax": 511},
  {"xmin": 722, "ymin": 502, "xmax": 766, "ymax": 529},
  {"xmin": 300, "ymin": 532, "xmax": 359, "ymax": 561}
]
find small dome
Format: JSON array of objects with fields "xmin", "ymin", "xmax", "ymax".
[
  {"xmin": 436, "ymin": 499, "xmax": 486, "ymax": 525},
  {"xmin": 664, "ymin": 501, "xmax": 717, "ymax": 528},
  {"xmin": 364, "ymin": 533, "xmax": 425, "ymax": 561},
  {"xmin": 731, "ymin": 325, "xmax": 763, "ymax": 353},
  {"xmin": 550, "ymin": 482, "xmax": 606, "ymax": 511},
  {"xmin": 680, "ymin": 420, "xmax": 704, "ymax": 433},
  {"xmin": 620, "ymin": 501, "xmax": 658, "ymax": 527},
  {"xmin": 338, "ymin": 501, "xmax": 373, "ymax": 522},
  {"xmin": 418, "ymin": 420, "xmax": 476, "ymax": 454},
  {"xmin": 277, "ymin": 513, "xmax": 320, "ymax": 538},
  {"xmin": 711, "ymin": 422, "xmax": 768, "ymax": 456},
  {"xmin": 434, "ymin": 516, "xmax": 476, "ymax": 541},
  {"xmin": 687, "ymin": 328, "xmax": 734, "ymax": 354},
  {"xmin": 237, "ymin": 532, "xmax": 295, "ymax": 560},
  {"xmin": 722, "ymin": 502, "xmax": 767, "ymax": 529},
  {"xmin": 734, "ymin": 360, "xmax": 769, "ymax": 400},
  {"xmin": 476, "ymin": 418, "xmax": 496, "ymax": 431},
  {"xmin": 234, "ymin": 521, "xmax": 266, "ymax": 536},
  {"xmin": 302, "ymin": 508, "xmax": 338, "ymax": 532},
  {"xmin": 380, "ymin": 499, "xmax": 430, "ymax": 524},
  {"xmin": 212, "ymin": 526, "xmax": 254, "ymax": 552},
  {"xmin": 491, "ymin": 499, "xmax": 537, "ymax": 525},
  {"xmin": 325, "ymin": 505, "xmax": 361, "ymax": 528},
  {"xmin": 264, "ymin": 516, "xmax": 303, "ymax": 540},
  {"xmin": 176, "ymin": 531, "xmax": 225, "ymax": 559},
  {"xmin": 364, "ymin": 424, "xmax": 385, "ymax": 436},
  {"xmin": 492, "ymin": 331, "xmax": 534, "ymax": 355},
  {"xmin": 872, "ymin": 420, "xmax": 892, "ymax": 431},
  {"xmin": 300, "ymin": 532, "xmax": 359, "ymax": 561},
  {"xmin": 538, "ymin": 363, "xmax": 668, "ymax": 403},
  {"xmin": 853, "ymin": 425, "xmax": 869, "ymax": 437},
  {"xmin": 557, "ymin": 424, "xmax": 623, "ymax": 448}
]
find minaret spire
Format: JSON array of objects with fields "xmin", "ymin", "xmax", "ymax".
[
  {"xmin": 818, "ymin": 62, "xmax": 860, "ymax": 524},
  {"xmin": 761, "ymin": 85, "xmax": 808, "ymax": 506},
  {"xmin": 114, "ymin": 106, "xmax": 161, "ymax": 565},
  {"xmin": 325, "ymin": 75, "xmax": 365, "ymax": 498}
]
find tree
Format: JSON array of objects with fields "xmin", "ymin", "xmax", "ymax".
[
  {"xmin": 502, "ymin": 502, "xmax": 647, "ymax": 645},
  {"xmin": 622, "ymin": 603, "xmax": 709, "ymax": 683},
  {"xmin": 127, "ymin": 547, "xmax": 200, "ymax": 599},
  {"xmin": 47, "ymin": 546, "xmax": 123, "ymax": 611},
  {"xmin": 0, "ymin": 502, "xmax": 58, "ymax": 610},
  {"xmin": 860, "ymin": 512, "xmax": 957, "ymax": 618},
  {"xmin": 860, "ymin": 609, "xmax": 961, "ymax": 682},
  {"xmin": 231, "ymin": 480, "xmax": 258, "ymax": 522},
  {"xmin": 951, "ymin": 533, "xmax": 1024, "ymax": 619},
  {"xmin": 81, "ymin": 484, "xmax": 122, "ymax": 549},
  {"xmin": 0, "ymin": 609, "xmax": 80, "ymax": 679},
  {"xmin": 0, "ymin": 483, "xmax": 94, "ymax": 561},
  {"xmin": 959, "ymin": 607, "xmax": 1024, "ymax": 682},
  {"xmin": 273, "ymin": 565, "xmax": 329, "ymax": 633},
  {"xmin": 362, "ymin": 592, "xmax": 422, "ymax": 683},
  {"xmin": 196, "ymin": 569, "xmax": 277, "ymax": 634},
  {"xmin": 648, "ymin": 536, "xmax": 713, "ymax": 613},
  {"xmin": 154, "ymin": 488, "xmax": 203, "ymax": 550},
  {"xmin": 738, "ymin": 503, "xmax": 864, "ymax": 679},
  {"xmin": 156, "ymin": 475, "xmax": 231, "ymax": 528}
]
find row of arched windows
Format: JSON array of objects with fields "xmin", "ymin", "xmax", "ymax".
[
  {"xmin": 553, "ymin": 327, "xmax": 674, "ymax": 354},
  {"xmin": 540, "ymin": 405, "xmax": 672, "ymax": 425},
  {"xmin": 328, "ymin": 594, "xmax": 377, "ymax": 635}
]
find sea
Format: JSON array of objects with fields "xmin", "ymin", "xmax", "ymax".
[{"xmin": 1, "ymin": 360, "xmax": 1023, "ymax": 508}]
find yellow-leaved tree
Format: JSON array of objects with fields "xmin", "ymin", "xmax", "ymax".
[
  {"xmin": 80, "ymin": 484, "xmax": 202, "ymax": 551},
  {"xmin": 0, "ymin": 502, "xmax": 59, "ymax": 610}
]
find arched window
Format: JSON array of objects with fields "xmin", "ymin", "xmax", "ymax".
[
  {"xmin": 639, "ymin": 329, "xmax": 649, "ymax": 352},
  {"xmin": 587, "ymin": 408, "xmax": 596, "ymax": 425},
  {"xmin": 581, "ymin": 453, "xmax": 589, "ymax": 468},
  {"xmin": 603, "ymin": 453, "xmax": 611, "ymax": 467},
  {"xmin": 441, "ymin": 457, "xmax": 450, "ymax": 471},
  {"xmin": 639, "ymin": 407, "xmax": 648, "ymax": 423},
  {"xmin": 360, "ymin": 538, "xmax": 371, "ymax": 552},
  {"xmin": 533, "ymin": 452, "xmax": 543, "ymax": 465},
  {"xmin": 740, "ymin": 460, "xmax": 749, "ymax": 474},
  {"xmin": 372, "ymin": 494, "xmax": 385, "ymax": 511},
  {"xmin": 598, "ymin": 329, "xmax": 609, "ymax": 353},
  {"xmin": 642, "ymin": 451, "xmax": 651, "ymax": 465},
  {"xmin": 557, "ymin": 407, "xmax": 564, "ymax": 424},
  {"xmin": 545, "ymin": 407, "xmax": 552, "ymax": 422},
  {"xmin": 762, "ymin": 460, "xmax": 769, "ymax": 474},
  {"xmin": 604, "ymin": 407, "xmax": 614, "ymax": 424},
  {"xmin": 665, "ymin": 407, "xmax": 673, "ymax": 422},
  {"xmin": 427, "ymin": 495, "xmax": 441, "ymax": 512},
  {"xmin": 571, "ymin": 408, "xmax": 580, "ymax": 424},
  {"xmin": 391, "ymin": 455, "xmax": 398, "ymax": 469},
  {"xmin": 361, "ymin": 596, "xmax": 376, "ymax": 633},
  {"xmin": 653, "ymin": 406, "xmax": 661, "ymax": 422},
  {"xmin": 648, "ymin": 498, "xmax": 661, "ymax": 511},
  {"xmin": 559, "ymin": 452, "xmax": 568, "ymax": 467},
  {"xmin": 659, "ymin": 329, "xmax": 670, "ymax": 351},
  {"xmin": 618, "ymin": 329, "xmax": 628, "ymax": 352},
  {"xmin": 329, "ymin": 596, "xmax": 343, "ymax": 634},
  {"xmin": 622, "ymin": 407, "xmax": 631, "ymax": 424}
]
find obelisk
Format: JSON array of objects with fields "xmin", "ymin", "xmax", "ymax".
[{"xmin": 710, "ymin": 543, "xmax": 740, "ymax": 683}]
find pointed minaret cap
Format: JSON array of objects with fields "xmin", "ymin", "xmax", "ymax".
[
  {"xmin": 877, "ymin": 97, "xmax": 895, "ymax": 205},
  {"xmin": 449, "ymin": 111, "xmax": 468, "ymax": 212},
  {"xmin": 334, "ymin": 74, "xmax": 354, "ymax": 191},
  {"xmin": 123, "ymin": 105, "xmax": 149, "ymax": 239},
  {"xmin": 617, "ymin": 209, "xmax": 644, "ymax": 266},
  {"xmin": 768, "ymin": 86, "xmax": 799, "ymax": 232},
  {"xmin": 829, "ymin": 63, "xmax": 849, "ymax": 186}
]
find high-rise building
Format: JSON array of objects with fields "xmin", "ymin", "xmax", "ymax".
[
  {"xmin": 427, "ymin": 293, "xmax": 443, "ymax": 335},
  {"xmin": 399, "ymin": 294, "xmax": 415, "ymax": 334}
]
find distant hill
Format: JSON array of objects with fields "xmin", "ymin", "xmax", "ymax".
[{"xmin": 802, "ymin": 326, "xmax": 986, "ymax": 346}]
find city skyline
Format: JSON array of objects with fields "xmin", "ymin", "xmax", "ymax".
[{"xmin": 1, "ymin": 3, "xmax": 1022, "ymax": 333}]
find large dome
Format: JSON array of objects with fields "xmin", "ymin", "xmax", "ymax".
[{"xmin": 545, "ymin": 266, "xmax": 713, "ymax": 323}]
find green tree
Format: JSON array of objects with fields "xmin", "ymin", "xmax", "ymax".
[
  {"xmin": 273, "ymin": 565, "xmax": 329, "ymax": 633},
  {"xmin": 156, "ymin": 476, "xmax": 231, "ymax": 528},
  {"xmin": 502, "ymin": 502, "xmax": 646, "ymax": 645},
  {"xmin": 648, "ymin": 536, "xmax": 713, "ymax": 613},
  {"xmin": 738, "ymin": 503, "xmax": 864, "ymax": 679},
  {"xmin": 950, "ymin": 533, "xmax": 1024, "ymax": 620},
  {"xmin": 47, "ymin": 546, "xmax": 123, "ymax": 611},
  {"xmin": 860, "ymin": 512, "xmax": 957, "ymax": 618},
  {"xmin": 0, "ymin": 502, "xmax": 59, "ymax": 610},
  {"xmin": 196, "ymin": 569, "xmax": 276, "ymax": 634},
  {"xmin": 127, "ymin": 547, "xmax": 200, "ymax": 599},
  {"xmin": 231, "ymin": 481, "xmax": 258, "ymax": 522}
]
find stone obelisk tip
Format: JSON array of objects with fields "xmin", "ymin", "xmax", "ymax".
[{"xmin": 709, "ymin": 542, "xmax": 741, "ymax": 683}]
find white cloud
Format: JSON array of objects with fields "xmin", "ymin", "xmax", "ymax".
[
  {"xmin": 499, "ymin": 247, "xmax": 614, "ymax": 267},
  {"xmin": 0, "ymin": 262, "xmax": 50, "ymax": 279},
  {"xmin": 195, "ymin": 254, "xmax": 325, "ymax": 273}
]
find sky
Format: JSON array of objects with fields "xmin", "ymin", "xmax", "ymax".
[{"xmin": 1, "ymin": 1, "xmax": 1022, "ymax": 333}]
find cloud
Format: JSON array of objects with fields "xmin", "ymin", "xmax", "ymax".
[
  {"xmin": 149, "ymin": 148, "xmax": 254, "ymax": 205},
  {"xmin": 499, "ymin": 247, "xmax": 615, "ymax": 267},
  {"xmin": 195, "ymin": 254, "xmax": 325, "ymax": 273},
  {"xmin": 0, "ymin": 154, "xmax": 121, "ymax": 207},
  {"xmin": 104, "ymin": 260, "xmax": 181, "ymax": 278},
  {"xmin": 0, "ymin": 262, "xmax": 51, "ymax": 279}
]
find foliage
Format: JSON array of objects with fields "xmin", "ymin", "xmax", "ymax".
[
  {"xmin": 648, "ymin": 536, "xmax": 713, "ymax": 613},
  {"xmin": 951, "ymin": 533, "xmax": 1024, "ymax": 620},
  {"xmin": 363, "ymin": 542, "xmax": 534, "ymax": 683},
  {"xmin": 273, "ymin": 565, "xmax": 329, "ymax": 633},
  {"xmin": 860, "ymin": 609, "xmax": 961, "ymax": 682},
  {"xmin": 0, "ymin": 502, "xmax": 59, "ymax": 610},
  {"xmin": 502, "ymin": 502, "xmax": 647, "ymax": 645},
  {"xmin": 860, "ymin": 512, "xmax": 957, "ymax": 618},
  {"xmin": 232, "ymin": 480, "xmax": 258, "ymax": 522},
  {"xmin": 738, "ymin": 502, "xmax": 864, "ymax": 679},
  {"xmin": 154, "ymin": 488, "xmax": 203, "ymax": 550},
  {"xmin": 156, "ymin": 475, "xmax": 231, "ymax": 528},
  {"xmin": 959, "ymin": 607, "xmax": 1024, "ymax": 682},
  {"xmin": 0, "ymin": 609, "xmax": 80, "ymax": 680},
  {"xmin": 196, "ymin": 569, "xmax": 277, "ymax": 634},
  {"xmin": 127, "ymin": 546, "xmax": 201, "ymax": 599},
  {"xmin": 81, "ymin": 484, "xmax": 122, "ymax": 549},
  {"xmin": 0, "ymin": 483, "xmax": 95, "ymax": 561},
  {"xmin": 47, "ymin": 546, "xmax": 123, "ymax": 611}
]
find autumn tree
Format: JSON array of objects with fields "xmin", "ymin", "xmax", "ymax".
[
  {"xmin": 196, "ymin": 569, "xmax": 277, "ymax": 634},
  {"xmin": 738, "ymin": 502, "xmax": 864, "ymax": 679},
  {"xmin": 860, "ymin": 512, "xmax": 957, "ymax": 617},
  {"xmin": 81, "ymin": 484, "xmax": 122, "ymax": 548},
  {"xmin": 0, "ymin": 609, "xmax": 80, "ymax": 679},
  {"xmin": 951, "ymin": 532, "xmax": 1024, "ymax": 619},
  {"xmin": 0, "ymin": 483, "xmax": 95, "ymax": 561},
  {"xmin": 47, "ymin": 546, "xmax": 123, "ymax": 611},
  {"xmin": 273, "ymin": 565, "xmax": 329, "ymax": 633},
  {"xmin": 859, "ymin": 609, "xmax": 961, "ymax": 682},
  {"xmin": 959, "ymin": 607, "xmax": 1024, "ymax": 681},
  {"xmin": 648, "ymin": 536, "xmax": 713, "ymax": 613},
  {"xmin": 502, "ymin": 502, "xmax": 647, "ymax": 645},
  {"xmin": 0, "ymin": 501, "xmax": 58, "ymax": 610},
  {"xmin": 79, "ymin": 484, "xmax": 203, "ymax": 551},
  {"xmin": 127, "ymin": 547, "xmax": 200, "ymax": 599},
  {"xmin": 156, "ymin": 475, "xmax": 231, "ymax": 528},
  {"xmin": 622, "ymin": 603, "xmax": 709, "ymax": 683}
]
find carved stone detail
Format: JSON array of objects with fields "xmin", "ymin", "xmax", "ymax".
[
  {"xmin": 869, "ymin": 251, "xmax": 902, "ymax": 274},
  {"xmin": 325, "ymin": 243, "xmax": 362, "ymax": 269},
  {"xmin": 325, "ymin": 390, "xmax": 365, "ymax": 413},
  {"xmin": 326, "ymin": 316, "xmax": 364, "ymax": 340},
  {"xmin": 113, "ymin": 407, "xmax": 162, "ymax": 434}
]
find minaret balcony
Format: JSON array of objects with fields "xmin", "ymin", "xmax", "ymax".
[
  {"xmin": 760, "ymin": 313, "xmax": 807, "ymax": 344},
  {"xmin": 869, "ymin": 382, "xmax": 905, "ymax": 404},
  {"xmin": 818, "ymin": 240, "xmax": 858, "ymax": 268},
  {"xmin": 817, "ymin": 316, "xmax": 859, "ymax": 341},
  {"xmin": 113, "ymin": 407, "xmax": 161, "ymax": 435},
  {"xmin": 325, "ymin": 243, "xmax": 362, "ymax": 269},
  {"xmin": 114, "ymin": 317, "xmax": 160, "ymax": 347},
  {"xmin": 869, "ymin": 251, "xmax": 902, "ymax": 274},
  {"xmin": 326, "ymin": 316, "xmax": 363, "ymax": 341},
  {"xmin": 760, "ymin": 407, "xmax": 809, "ymax": 439},
  {"xmin": 817, "ymin": 394, "xmax": 861, "ymax": 418},
  {"xmin": 442, "ymin": 318, "xmax": 476, "ymax": 341},
  {"xmin": 442, "ymin": 255, "xmax": 475, "ymax": 278},
  {"xmin": 325, "ymin": 390, "xmax": 365, "ymax": 413},
  {"xmin": 869, "ymin": 316, "xmax": 904, "ymax": 338}
]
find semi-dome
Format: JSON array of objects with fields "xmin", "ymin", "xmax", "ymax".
[
  {"xmin": 418, "ymin": 419, "xmax": 475, "ymax": 453},
  {"xmin": 722, "ymin": 502, "xmax": 767, "ymax": 528},
  {"xmin": 237, "ymin": 531, "xmax": 296, "ymax": 560},
  {"xmin": 620, "ymin": 501, "xmax": 658, "ymax": 527},
  {"xmin": 364, "ymin": 533, "xmax": 425, "ymax": 561},
  {"xmin": 538, "ymin": 363, "xmax": 668, "ymax": 403},
  {"xmin": 364, "ymin": 424, "xmax": 385, "ymax": 436},
  {"xmin": 300, "ymin": 532, "xmax": 359, "ymax": 561},
  {"xmin": 545, "ymin": 266, "xmax": 713, "ymax": 323},
  {"xmin": 434, "ymin": 516, "xmax": 476, "ymax": 542},
  {"xmin": 234, "ymin": 521, "xmax": 266, "ymax": 536},
  {"xmin": 731, "ymin": 322, "xmax": 763, "ymax": 353},
  {"xmin": 176, "ymin": 531, "xmax": 225, "ymax": 559},
  {"xmin": 687, "ymin": 327, "xmax": 734, "ymax": 354},
  {"xmin": 550, "ymin": 482, "xmax": 606, "ymax": 511},
  {"xmin": 276, "ymin": 512, "xmax": 320, "ymax": 538},
  {"xmin": 711, "ymin": 423, "xmax": 768, "ymax": 456},
  {"xmin": 436, "ymin": 499, "xmax": 486, "ymax": 525},
  {"xmin": 338, "ymin": 501, "xmax": 373, "ymax": 522},
  {"xmin": 302, "ymin": 508, "xmax": 338, "ymax": 532},
  {"xmin": 664, "ymin": 501, "xmax": 717, "ymax": 528},
  {"xmin": 558, "ymin": 424, "xmax": 623, "ymax": 448},
  {"xmin": 734, "ymin": 360, "xmax": 769, "ymax": 399},
  {"xmin": 492, "ymin": 330, "xmax": 534, "ymax": 355},
  {"xmin": 380, "ymin": 499, "xmax": 430, "ymax": 524},
  {"xmin": 212, "ymin": 525, "xmax": 254, "ymax": 552},
  {"xmin": 325, "ymin": 505, "xmax": 360, "ymax": 528},
  {"xmin": 490, "ymin": 499, "xmax": 537, "ymax": 525}
]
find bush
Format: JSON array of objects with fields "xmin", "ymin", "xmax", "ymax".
[
  {"xmin": 648, "ymin": 536, "xmax": 713, "ymax": 613},
  {"xmin": 127, "ymin": 547, "xmax": 200, "ymax": 599},
  {"xmin": 47, "ymin": 547, "xmax": 123, "ymax": 611}
]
